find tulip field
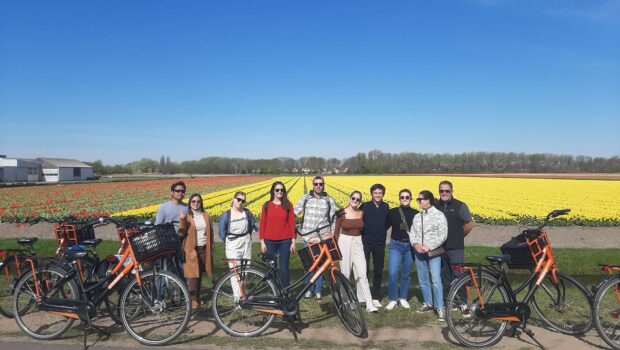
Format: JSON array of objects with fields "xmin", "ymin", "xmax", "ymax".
[{"xmin": 1, "ymin": 175, "xmax": 619, "ymax": 226}]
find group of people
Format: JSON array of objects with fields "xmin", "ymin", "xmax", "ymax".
[{"xmin": 154, "ymin": 177, "xmax": 473, "ymax": 322}]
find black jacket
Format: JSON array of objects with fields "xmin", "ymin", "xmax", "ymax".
[{"xmin": 361, "ymin": 201, "xmax": 390, "ymax": 246}]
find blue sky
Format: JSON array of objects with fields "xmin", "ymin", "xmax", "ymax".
[{"xmin": 1, "ymin": 0, "xmax": 618, "ymax": 164}]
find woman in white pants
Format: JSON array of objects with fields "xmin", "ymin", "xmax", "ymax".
[
  {"xmin": 334, "ymin": 191, "xmax": 378, "ymax": 313},
  {"xmin": 218, "ymin": 191, "xmax": 257, "ymax": 298}
]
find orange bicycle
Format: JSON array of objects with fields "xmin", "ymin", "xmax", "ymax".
[
  {"xmin": 211, "ymin": 221, "xmax": 367, "ymax": 338},
  {"xmin": 593, "ymin": 264, "xmax": 620, "ymax": 349},
  {"xmin": 445, "ymin": 209, "xmax": 593, "ymax": 347},
  {"xmin": 11, "ymin": 219, "xmax": 190, "ymax": 347}
]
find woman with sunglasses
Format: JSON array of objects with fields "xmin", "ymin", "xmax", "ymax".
[
  {"xmin": 259, "ymin": 181, "xmax": 296, "ymax": 287},
  {"xmin": 179, "ymin": 193, "xmax": 214, "ymax": 309},
  {"xmin": 409, "ymin": 190, "xmax": 448, "ymax": 321},
  {"xmin": 218, "ymin": 191, "xmax": 257, "ymax": 265},
  {"xmin": 334, "ymin": 191, "xmax": 378, "ymax": 313},
  {"xmin": 385, "ymin": 189, "xmax": 419, "ymax": 311}
]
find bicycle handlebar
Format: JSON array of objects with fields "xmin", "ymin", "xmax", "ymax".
[{"xmin": 294, "ymin": 214, "xmax": 336, "ymax": 237}]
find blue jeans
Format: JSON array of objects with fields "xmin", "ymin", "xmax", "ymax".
[
  {"xmin": 387, "ymin": 239, "xmax": 414, "ymax": 301},
  {"xmin": 303, "ymin": 241, "xmax": 323, "ymax": 293},
  {"xmin": 264, "ymin": 239, "xmax": 292, "ymax": 287},
  {"xmin": 414, "ymin": 250, "xmax": 443, "ymax": 309}
]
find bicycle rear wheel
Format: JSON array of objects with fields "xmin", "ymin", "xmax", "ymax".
[
  {"xmin": 446, "ymin": 272, "xmax": 510, "ymax": 348},
  {"xmin": 0, "ymin": 256, "xmax": 24, "ymax": 318},
  {"xmin": 328, "ymin": 270, "xmax": 367, "ymax": 337},
  {"xmin": 593, "ymin": 275, "xmax": 620, "ymax": 350},
  {"xmin": 120, "ymin": 269, "xmax": 191, "ymax": 346},
  {"xmin": 531, "ymin": 271, "xmax": 593, "ymax": 334},
  {"xmin": 12, "ymin": 265, "xmax": 79, "ymax": 340},
  {"xmin": 211, "ymin": 266, "xmax": 278, "ymax": 337}
]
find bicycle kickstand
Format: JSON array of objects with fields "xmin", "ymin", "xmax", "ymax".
[
  {"xmin": 522, "ymin": 327, "xmax": 546, "ymax": 350},
  {"xmin": 284, "ymin": 315, "xmax": 301, "ymax": 342},
  {"xmin": 81, "ymin": 314, "xmax": 111, "ymax": 350}
]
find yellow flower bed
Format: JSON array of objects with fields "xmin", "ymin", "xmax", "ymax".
[{"xmin": 113, "ymin": 175, "xmax": 620, "ymax": 226}]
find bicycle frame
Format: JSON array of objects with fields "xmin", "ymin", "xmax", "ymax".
[
  {"xmin": 455, "ymin": 228, "xmax": 559, "ymax": 323},
  {"xmin": 226, "ymin": 240, "xmax": 339, "ymax": 316}
]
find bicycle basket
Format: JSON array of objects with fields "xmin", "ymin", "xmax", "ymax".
[
  {"xmin": 500, "ymin": 230, "xmax": 548, "ymax": 269},
  {"xmin": 128, "ymin": 224, "xmax": 181, "ymax": 263},
  {"xmin": 298, "ymin": 237, "xmax": 342, "ymax": 271},
  {"xmin": 55, "ymin": 222, "xmax": 96, "ymax": 245}
]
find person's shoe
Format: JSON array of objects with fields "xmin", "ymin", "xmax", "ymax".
[
  {"xmin": 372, "ymin": 299, "xmax": 383, "ymax": 308},
  {"xmin": 366, "ymin": 305, "xmax": 379, "ymax": 313},
  {"xmin": 315, "ymin": 292, "xmax": 322, "ymax": 300},
  {"xmin": 398, "ymin": 298, "xmax": 411, "ymax": 309},
  {"xmin": 459, "ymin": 304, "xmax": 471, "ymax": 318},
  {"xmin": 385, "ymin": 300, "xmax": 398, "ymax": 310},
  {"xmin": 417, "ymin": 303, "xmax": 434, "ymax": 313},
  {"xmin": 437, "ymin": 308, "xmax": 446, "ymax": 322},
  {"xmin": 304, "ymin": 291, "xmax": 314, "ymax": 299}
]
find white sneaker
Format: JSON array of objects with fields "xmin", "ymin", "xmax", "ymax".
[
  {"xmin": 366, "ymin": 305, "xmax": 379, "ymax": 313},
  {"xmin": 385, "ymin": 300, "xmax": 397, "ymax": 310},
  {"xmin": 304, "ymin": 291, "xmax": 314, "ymax": 299},
  {"xmin": 398, "ymin": 299, "xmax": 411, "ymax": 309},
  {"xmin": 372, "ymin": 299, "xmax": 383, "ymax": 308},
  {"xmin": 315, "ymin": 292, "xmax": 322, "ymax": 300},
  {"xmin": 437, "ymin": 308, "xmax": 446, "ymax": 322},
  {"xmin": 417, "ymin": 303, "xmax": 434, "ymax": 313}
]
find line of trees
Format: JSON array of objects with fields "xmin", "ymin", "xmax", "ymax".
[{"xmin": 86, "ymin": 150, "xmax": 620, "ymax": 175}]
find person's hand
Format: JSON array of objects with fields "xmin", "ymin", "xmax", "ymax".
[
  {"xmin": 419, "ymin": 244, "xmax": 429, "ymax": 253},
  {"xmin": 290, "ymin": 239, "xmax": 296, "ymax": 254},
  {"xmin": 179, "ymin": 212, "xmax": 187, "ymax": 221},
  {"xmin": 260, "ymin": 240, "xmax": 267, "ymax": 253}
]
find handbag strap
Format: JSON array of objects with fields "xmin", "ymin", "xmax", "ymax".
[{"xmin": 421, "ymin": 210, "xmax": 424, "ymax": 244}]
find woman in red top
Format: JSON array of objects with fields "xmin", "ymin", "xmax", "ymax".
[{"xmin": 259, "ymin": 181, "xmax": 296, "ymax": 286}]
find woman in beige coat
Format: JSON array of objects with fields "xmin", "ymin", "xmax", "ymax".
[{"xmin": 179, "ymin": 193, "xmax": 214, "ymax": 309}]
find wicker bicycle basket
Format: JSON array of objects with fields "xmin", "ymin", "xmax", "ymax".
[
  {"xmin": 128, "ymin": 224, "xmax": 181, "ymax": 263},
  {"xmin": 298, "ymin": 237, "xmax": 342, "ymax": 271}
]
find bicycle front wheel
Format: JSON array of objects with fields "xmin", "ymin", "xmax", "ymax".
[
  {"xmin": 531, "ymin": 271, "xmax": 593, "ymax": 335},
  {"xmin": 119, "ymin": 269, "xmax": 191, "ymax": 346},
  {"xmin": 593, "ymin": 275, "xmax": 620, "ymax": 350},
  {"xmin": 0, "ymin": 256, "xmax": 24, "ymax": 318},
  {"xmin": 12, "ymin": 265, "xmax": 79, "ymax": 340},
  {"xmin": 211, "ymin": 266, "xmax": 278, "ymax": 337},
  {"xmin": 446, "ymin": 272, "xmax": 510, "ymax": 348},
  {"xmin": 328, "ymin": 270, "xmax": 367, "ymax": 337}
]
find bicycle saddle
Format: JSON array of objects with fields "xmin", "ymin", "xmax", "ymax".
[
  {"xmin": 17, "ymin": 237, "xmax": 38, "ymax": 245},
  {"xmin": 259, "ymin": 252, "xmax": 277, "ymax": 263},
  {"xmin": 81, "ymin": 239, "xmax": 103, "ymax": 247},
  {"xmin": 486, "ymin": 255, "xmax": 511, "ymax": 264}
]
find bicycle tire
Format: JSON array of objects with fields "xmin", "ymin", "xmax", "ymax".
[
  {"xmin": 328, "ymin": 270, "xmax": 367, "ymax": 337},
  {"xmin": 95, "ymin": 258, "xmax": 130, "ymax": 325},
  {"xmin": 592, "ymin": 275, "xmax": 620, "ymax": 350},
  {"xmin": 446, "ymin": 271, "xmax": 510, "ymax": 348},
  {"xmin": 119, "ymin": 269, "xmax": 191, "ymax": 346},
  {"xmin": 211, "ymin": 266, "xmax": 278, "ymax": 337},
  {"xmin": 531, "ymin": 271, "xmax": 593, "ymax": 335},
  {"xmin": 12, "ymin": 265, "xmax": 79, "ymax": 340},
  {"xmin": 0, "ymin": 255, "xmax": 26, "ymax": 318}
]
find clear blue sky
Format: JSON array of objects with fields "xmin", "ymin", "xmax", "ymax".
[{"xmin": 1, "ymin": 0, "xmax": 618, "ymax": 164}]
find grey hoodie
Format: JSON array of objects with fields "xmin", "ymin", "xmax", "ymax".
[{"xmin": 409, "ymin": 206, "xmax": 448, "ymax": 251}]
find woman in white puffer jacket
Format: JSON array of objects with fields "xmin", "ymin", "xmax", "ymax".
[{"xmin": 409, "ymin": 190, "xmax": 448, "ymax": 321}]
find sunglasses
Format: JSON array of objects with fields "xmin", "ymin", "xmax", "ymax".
[
  {"xmin": 416, "ymin": 198, "xmax": 427, "ymax": 202},
  {"xmin": 190, "ymin": 199, "xmax": 202, "ymax": 204},
  {"xmin": 350, "ymin": 197, "xmax": 361, "ymax": 202},
  {"xmin": 439, "ymin": 189, "xmax": 452, "ymax": 194},
  {"xmin": 173, "ymin": 189, "xmax": 186, "ymax": 193},
  {"xmin": 313, "ymin": 182, "xmax": 324, "ymax": 187},
  {"xmin": 274, "ymin": 188, "xmax": 285, "ymax": 193},
  {"xmin": 400, "ymin": 196, "xmax": 411, "ymax": 200},
  {"xmin": 235, "ymin": 198, "xmax": 246, "ymax": 204}
]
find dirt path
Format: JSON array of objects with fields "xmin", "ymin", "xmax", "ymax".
[
  {"xmin": 2, "ymin": 222, "xmax": 619, "ymax": 248},
  {"xmin": 0, "ymin": 310, "xmax": 610, "ymax": 350}
]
